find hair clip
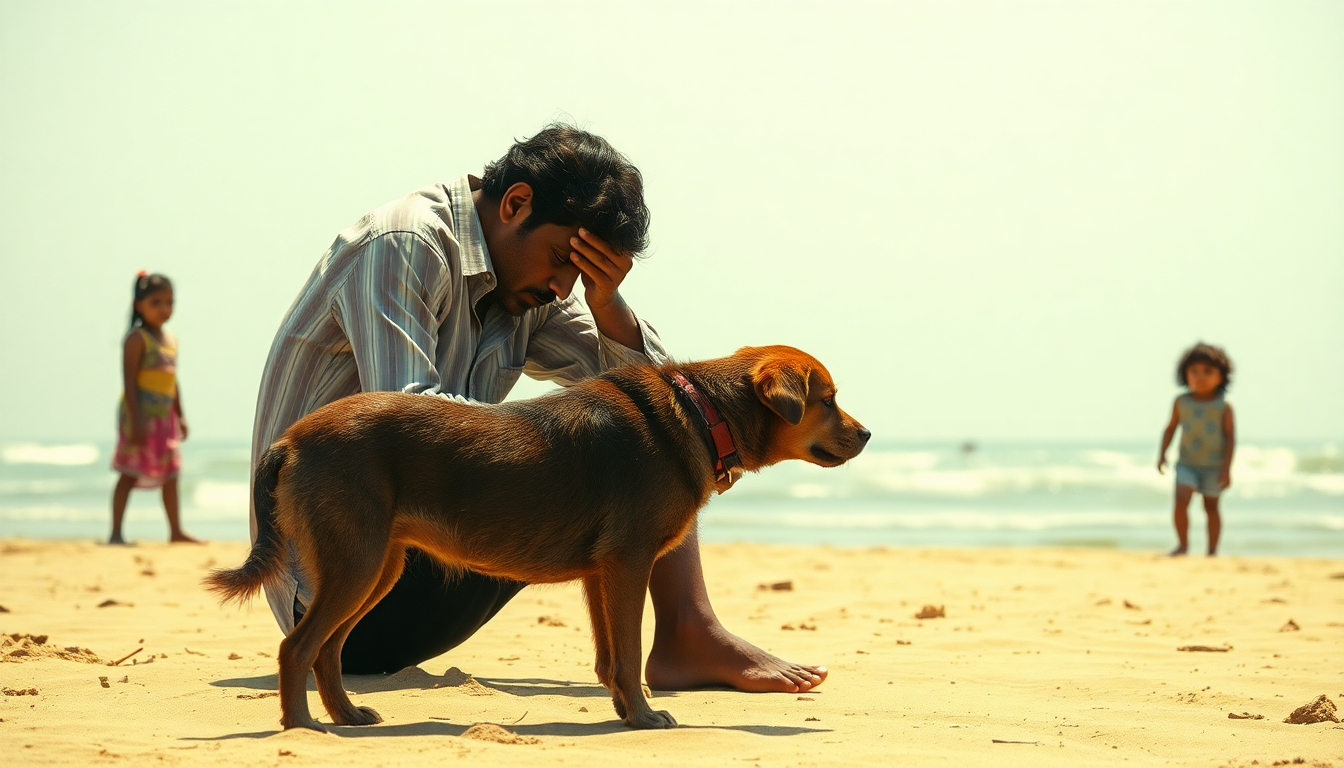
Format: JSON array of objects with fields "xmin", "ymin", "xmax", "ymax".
[{"xmin": 136, "ymin": 269, "xmax": 148, "ymax": 278}]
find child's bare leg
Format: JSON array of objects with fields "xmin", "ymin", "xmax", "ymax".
[
  {"xmin": 109, "ymin": 474, "xmax": 137, "ymax": 545},
  {"xmin": 1202, "ymin": 495, "xmax": 1222, "ymax": 556},
  {"xmin": 1170, "ymin": 485, "xmax": 1194, "ymax": 556},
  {"xmin": 162, "ymin": 478, "xmax": 200, "ymax": 543}
]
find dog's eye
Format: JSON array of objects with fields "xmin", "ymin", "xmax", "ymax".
[{"xmin": 822, "ymin": 397, "xmax": 835, "ymax": 408}]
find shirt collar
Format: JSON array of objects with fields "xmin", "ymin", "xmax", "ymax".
[{"xmin": 449, "ymin": 175, "xmax": 495, "ymax": 288}]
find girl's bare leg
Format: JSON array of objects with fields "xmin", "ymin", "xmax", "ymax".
[
  {"xmin": 1170, "ymin": 485, "xmax": 1194, "ymax": 556},
  {"xmin": 162, "ymin": 478, "xmax": 201, "ymax": 543},
  {"xmin": 1203, "ymin": 495, "xmax": 1222, "ymax": 556},
  {"xmin": 109, "ymin": 474, "xmax": 137, "ymax": 544}
]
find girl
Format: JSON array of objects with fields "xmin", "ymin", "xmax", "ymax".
[
  {"xmin": 109, "ymin": 272, "xmax": 200, "ymax": 544},
  {"xmin": 1157, "ymin": 342, "xmax": 1235, "ymax": 557}
]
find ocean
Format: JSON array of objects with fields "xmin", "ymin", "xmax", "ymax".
[{"xmin": 1, "ymin": 439, "xmax": 1340, "ymax": 557}]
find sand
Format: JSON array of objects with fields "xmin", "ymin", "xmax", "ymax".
[{"xmin": 0, "ymin": 539, "xmax": 1340, "ymax": 767}]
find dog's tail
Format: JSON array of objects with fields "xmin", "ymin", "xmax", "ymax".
[{"xmin": 203, "ymin": 443, "xmax": 290, "ymax": 606}]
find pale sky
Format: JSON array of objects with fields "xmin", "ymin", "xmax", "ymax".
[{"xmin": 1, "ymin": 1, "xmax": 1341, "ymax": 444}]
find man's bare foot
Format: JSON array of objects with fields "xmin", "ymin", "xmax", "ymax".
[
  {"xmin": 169, "ymin": 532, "xmax": 204, "ymax": 544},
  {"xmin": 1169, "ymin": 546, "xmax": 1187, "ymax": 557},
  {"xmin": 107, "ymin": 534, "xmax": 130, "ymax": 546},
  {"xmin": 645, "ymin": 620, "xmax": 826, "ymax": 693}
]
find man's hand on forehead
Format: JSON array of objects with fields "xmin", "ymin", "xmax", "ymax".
[{"xmin": 570, "ymin": 228, "xmax": 633, "ymax": 311}]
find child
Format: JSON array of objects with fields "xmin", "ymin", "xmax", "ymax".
[
  {"xmin": 1157, "ymin": 342, "xmax": 1235, "ymax": 557},
  {"xmin": 109, "ymin": 272, "xmax": 200, "ymax": 544}
]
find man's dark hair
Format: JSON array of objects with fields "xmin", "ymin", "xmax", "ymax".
[
  {"xmin": 480, "ymin": 124, "xmax": 650, "ymax": 255},
  {"xmin": 1176, "ymin": 342, "xmax": 1233, "ymax": 394}
]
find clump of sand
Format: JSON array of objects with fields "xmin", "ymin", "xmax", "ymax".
[
  {"xmin": 915, "ymin": 605, "xmax": 945, "ymax": 619},
  {"xmin": 1, "ymin": 633, "xmax": 104, "ymax": 664},
  {"xmin": 436, "ymin": 666, "xmax": 495, "ymax": 696},
  {"xmin": 1283, "ymin": 695, "xmax": 1339, "ymax": 725},
  {"xmin": 460, "ymin": 722, "xmax": 539, "ymax": 745}
]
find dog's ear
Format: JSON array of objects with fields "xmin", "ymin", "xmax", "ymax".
[{"xmin": 753, "ymin": 361, "xmax": 809, "ymax": 426}]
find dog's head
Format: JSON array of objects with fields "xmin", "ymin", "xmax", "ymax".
[{"xmin": 745, "ymin": 346, "xmax": 871, "ymax": 468}]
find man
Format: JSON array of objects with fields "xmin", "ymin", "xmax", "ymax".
[{"xmin": 251, "ymin": 125, "xmax": 824, "ymax": 693}]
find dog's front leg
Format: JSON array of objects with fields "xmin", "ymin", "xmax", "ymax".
[{"xmin": 600, "ymin": 561, "xmax": 677, "ymax": 729}]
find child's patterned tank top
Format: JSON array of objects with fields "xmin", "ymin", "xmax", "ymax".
[
  {"xmin": 1176, "ymin": 393, "xmax": 1226, "ymax": 467},
  {"xmin": 129, "ymin": 328, "xmax": 177, "ymax": 416}
]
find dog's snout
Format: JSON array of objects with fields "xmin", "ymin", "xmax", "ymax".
[{"xmin": 856, "ymin": 427, "xmax": 872, "ymax": 443}]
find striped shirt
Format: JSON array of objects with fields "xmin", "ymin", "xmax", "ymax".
[{"xmin": 250, "ymin": 175, "xmax": 670, "ymax": 632}]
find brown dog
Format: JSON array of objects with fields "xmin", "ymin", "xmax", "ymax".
[{"xmin": 206, "ymin": 345, "xmax": 869, "ymax": 731}]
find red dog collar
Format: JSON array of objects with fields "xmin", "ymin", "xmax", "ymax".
[{"xmin": 671, "ymin": 371, "xmax": 742, "ymax": 490}]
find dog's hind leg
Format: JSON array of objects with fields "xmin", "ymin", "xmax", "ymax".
[
  {"xmin": 277, "ymin": 539, "xmax": 390, "ymax": 731},
  {"xmin": 583, "ymin": 574, "xmax": 614, "ymax": 692},
  {"xmin": 600, "ymin": 560, "xmax": 677, "ymax": 729},
  {"xmin": 312, "ymin": 545, "xmax": 407, "ymax": 726}
]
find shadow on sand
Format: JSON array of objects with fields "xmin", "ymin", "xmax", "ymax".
[
  {"xmin": 202, "ymin": 665, "xmax": 828, "ymax": 741},
  {"xmin": 210, "ymin": 666, "xmax": 624, "ymax": 697},
  {"xmin": 182, "ymin": 719, "xmax": 829, "ymax": 741}
]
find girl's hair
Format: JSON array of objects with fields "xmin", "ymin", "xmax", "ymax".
[
  {"xmin": 1176, "ymin": 342, "xmax": 1233, "ymax": 394},
  {"xmin": 129, "ymin": 272, "xmax": 173, "ymax": 329}
]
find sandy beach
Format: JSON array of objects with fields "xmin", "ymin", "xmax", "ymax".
[{"xmin": 1, "ymin": 539, "xmax": 1340, "ymax": 767}]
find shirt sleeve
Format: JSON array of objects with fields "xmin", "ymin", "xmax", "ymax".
[
  {"xmin": 522, "ymin": 295, "xmax": 672, "ymax": 387},
  {"xmin": 332, "ymin": 231, "xmax": 453, "ymax": 395}
]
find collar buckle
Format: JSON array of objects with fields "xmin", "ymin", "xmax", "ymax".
[{"xmin": 670, "ymin": 371, "xmax": 742, "ymax": 491}]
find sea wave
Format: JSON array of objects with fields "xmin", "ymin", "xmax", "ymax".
[
  {"xmin": 727, "ymin": 444, "xmax": 1344, "ymax": 500},
  {"xmin": 704, "ymin": 508, "xmax": 1344, "ymax": 533},
  {"xmin": 1, "ymin": 443, "xmax": 100, "ymax": 466},
  {"xmin": 193, "ymin": 481, "xmax": 249, "ymax": 508}
]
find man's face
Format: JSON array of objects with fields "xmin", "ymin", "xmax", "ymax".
[{"xmin": 483, "ymin": 207, "xmax": 583, "ymax": 316}]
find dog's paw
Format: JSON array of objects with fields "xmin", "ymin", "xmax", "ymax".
[
  {"xmin": 627, "ymin": 709, "xmax": 677, "ymax": 729},
  {"xmin": 331, "ymin": 705, "xmax": 383, "ymax": 726}
]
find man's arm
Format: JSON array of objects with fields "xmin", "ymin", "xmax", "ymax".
[
  {"xmin": 569, "ymin": 227, "xmax": 642, "ymax": 351},
  {"xmin": 524, "ymin": 229, "xmax": 670, "ymax": 387},
  {"xmin": 333, "ymin": 232, "xmax": 452, "ymax": 395}
]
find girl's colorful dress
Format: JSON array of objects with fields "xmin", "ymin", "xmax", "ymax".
[{"xmin": 111, "ymin": 327, "xmax": 182, "ymax": 488}]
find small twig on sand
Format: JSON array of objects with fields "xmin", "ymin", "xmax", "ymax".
[
  {"xmin": 110, "ymin": 647, "xmax": 143, "ymax": 666},
  {"xmin": 992, "ymin": 739, "xmax": 1040, "ymax": 745}
]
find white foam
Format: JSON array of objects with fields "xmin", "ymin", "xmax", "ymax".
[
  {"xmin": 1, "ymin": 443, "xmax": 100, "ymax": 466},
  {"xmin": 192, "ymin": 481, "xmax": 250, "ymax": 508}
]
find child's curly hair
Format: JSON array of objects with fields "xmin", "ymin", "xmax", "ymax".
[{"xmin": 1176, "ymin": 342, "xmax": 1233, "ymax": 394}]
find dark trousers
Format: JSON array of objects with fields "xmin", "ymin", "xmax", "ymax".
[{"xmin": 295, "ymin": 548, "xmax": 527, "ymax": 675}]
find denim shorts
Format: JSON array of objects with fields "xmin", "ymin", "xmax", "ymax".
[{"xmin": 1176, "ymin": 463, "xmax": 1224, "ymax": 497}]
